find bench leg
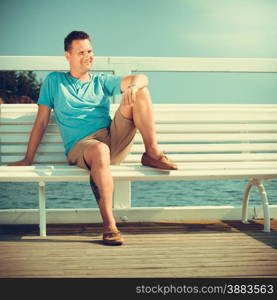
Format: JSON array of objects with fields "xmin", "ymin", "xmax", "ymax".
[
  {"xmin": 242, "ymin": 180, "xmax": 253, "ymax": 224},
  {"xmin": 242, "ymin": 178, "xmax": 270, "ymax": 232},
  {"xmin": 255, "ymin": 179, "xmax": 270, "ymax": 232},
  {"xmin": 38, "ymin": 181, "xmax": 46, "ymax": 236}
]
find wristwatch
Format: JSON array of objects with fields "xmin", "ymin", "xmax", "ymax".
[{"xmin": 128, "ymin": 83, "xmax": 138, "ymax": 89}]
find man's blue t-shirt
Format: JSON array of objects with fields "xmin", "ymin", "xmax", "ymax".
[{"xmin": 37, "ymin": 72, "xmax": 123, "ymax": 155}]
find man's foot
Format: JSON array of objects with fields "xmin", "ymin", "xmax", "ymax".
[
  {"xmin": 103, "ymin": 230, "xmax": 124, "ymax": 246},
  {"xmin": 141, "ymin": 152, "xmax": 178, "ymax": 170}
]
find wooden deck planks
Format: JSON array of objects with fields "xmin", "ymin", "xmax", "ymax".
[{"xmin": 0, "ymin": 220, "xmax": 276, "ymax": 278}]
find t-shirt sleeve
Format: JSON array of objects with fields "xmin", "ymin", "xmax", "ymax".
[
  {"xmin": 100, "ymin": 73, "xmax": 123, "ymax": 97},
  {"xmin": 37, "ymin": 73, "xmax": 55, "ymax": 109}
]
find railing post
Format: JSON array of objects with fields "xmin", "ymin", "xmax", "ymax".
[
  {"xmin": 112, "ymin": 65, "xmax": 133, "ymax": 217},
  {"xmin": 38, "ymin": 181, "xmax": 46, "ymax": 236},
  {"xmin": 113, "ymin": 181, "xmax": 131, "ymax": 210}
]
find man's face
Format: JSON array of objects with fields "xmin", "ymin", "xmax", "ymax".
[{"xmin": 65, "ymin": 39, "xmax": 94, "ymax": 73}]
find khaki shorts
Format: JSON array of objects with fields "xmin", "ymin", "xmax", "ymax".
[{"xmin": 67, "ymin": 108, "xmax": 137, "ymax": 170}]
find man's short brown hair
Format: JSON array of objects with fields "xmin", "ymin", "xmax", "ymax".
[{"xmin": 64, "ymin": 31, "xmax": 91, "ymax": 51}]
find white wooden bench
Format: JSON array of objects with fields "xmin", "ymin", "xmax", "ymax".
[
  {"xmin": 1, "ymin": 103, "xmax": 277, "ymax": 235},
  {"xmin": 1, "ymin": 56, "xmax": 277, "ymax": 236}
]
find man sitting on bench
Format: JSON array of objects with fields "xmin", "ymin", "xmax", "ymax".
[{"xmin": 8, "ymin": 31, "xmax": 177, "ymax": 245}]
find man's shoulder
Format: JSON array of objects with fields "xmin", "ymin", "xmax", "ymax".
[{"xmin": 45, "ymin": 71, "xmax": 66, "ymax": 81}]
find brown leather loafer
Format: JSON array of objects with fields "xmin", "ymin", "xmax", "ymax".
[
  {"xmin": 103, "ymin": 230, "xmax": 124, "ymax": 246},
  {"xmin": 141, "ymin": 152, "xmax": 178, "ymax": 170}
]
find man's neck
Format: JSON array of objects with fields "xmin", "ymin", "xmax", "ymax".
[{"xmin": 69, "ymin": 70, "xmax": 91, "ymax": 83}]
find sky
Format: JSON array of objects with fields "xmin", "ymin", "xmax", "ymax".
[{"xmin": 0, "ymin": 0, "xmax": 276, "ymax": 104}]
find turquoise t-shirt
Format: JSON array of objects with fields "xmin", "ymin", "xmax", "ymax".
[{"xmin": 37, "ymin": 72, "xmax": 123, "ymax": 155}]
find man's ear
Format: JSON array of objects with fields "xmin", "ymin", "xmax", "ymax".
[{"xmin": 65, "ymin": 51, "xmax": 70, "ymax": 61}]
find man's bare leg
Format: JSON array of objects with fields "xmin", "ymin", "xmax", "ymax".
[
  {"xmin": 119, "ymin": 87, "xmax": 161, "ymax": 159},
  {"xmin": 84, "ymin": 142, "xmax": 123, "ymax": 245},
  {"xmin": 83, "ymin": 142, "xmax": 117, "ymax": 231}
]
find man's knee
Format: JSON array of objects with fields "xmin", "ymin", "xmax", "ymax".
[
  {"xmin": 84, "ymin": 142, "xmax": 110, "ymax": 166},
  {"xmin": 136, "ymin": 87, "xmax": 152, "ymax": 106},
  {"xmin": 137, "ymin": 86, "xmax": 150, "ymax": 97}
]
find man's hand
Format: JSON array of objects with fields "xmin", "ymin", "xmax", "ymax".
[
  {"xmin": 7, "ymin": 158, "xmax": 32, "ymax": 166},
  {"xmin": 122, "ymin": 85, "xmax": 139, "ymax": 106},
  {"xmin": 120, "ymin": 74, "xmax": 148, "ymax": 106}
]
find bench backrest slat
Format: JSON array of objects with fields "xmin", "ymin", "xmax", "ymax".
[
  {"xmin": 2, "ymin": 133, "xmax": 277, "ymax": 143},
  {"xmin": 1, "ymin": 104, "xmax": 277, "ymax": 165},
  {"xmin": 2, "ymin": 105, "xmax": 277, "ymax": 124}
]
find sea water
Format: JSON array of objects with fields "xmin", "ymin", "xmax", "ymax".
[{"xmin": 0, "ymin": 180, "xmax": 276, "ymax": 209}]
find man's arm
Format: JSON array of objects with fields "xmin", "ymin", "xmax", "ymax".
[
  {"xmin": 120, "ymin": 74, "xmax": 148, "ymax": 106},
  {"xmin": 8, "ymin": 105, "xmax": 51, "ymax": 166}
]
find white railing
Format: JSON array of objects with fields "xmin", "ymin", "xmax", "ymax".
[
  {"xmin": 2, "ymin": 55, "xmax": 277, "ymax": 104},
  {"xmin": 1, "ymin": 56, "xmax": 277, "ymax": 72},
  {"xmin": 0, "ymin": 56, "xmax": 277, "ymax": 224}
]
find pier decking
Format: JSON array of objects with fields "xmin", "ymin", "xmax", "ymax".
[{"xmin": 0, "ymin": 220, "xmax": 276, "ymax": 278}]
